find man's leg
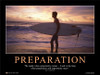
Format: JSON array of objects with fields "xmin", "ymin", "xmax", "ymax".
[
  {"xmin": 55, "ymin": 36, "xmax": 58, "ymax": 52},
  {"xmin": 50, "ymin": 36, "xmax": 54, "ymax": 53}
]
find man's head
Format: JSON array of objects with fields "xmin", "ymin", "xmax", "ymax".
[{"xmin": 52, "ymin": 11, "xmax": 57, "ymax": 18}]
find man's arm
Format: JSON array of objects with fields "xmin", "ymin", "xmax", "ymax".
[{"xmin": 54, "ymin": 19, "xmax": 60, "ymax": 35}]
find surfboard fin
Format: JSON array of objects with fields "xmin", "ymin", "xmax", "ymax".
[
  {"xmin": 75, "ymin": 29, "xmax": 82, "ymax": 47},
  {"xmin": 77, "ymin": 29, "xmax": 81, "ymax": 39},
  {"xmin": 77, "ymin": 33, "xmax": 80, "ymax": 39}
]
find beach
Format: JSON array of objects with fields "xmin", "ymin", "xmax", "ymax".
[{"xmin": 6, "ymin": 22, "xmax": 94, "ymax": 54}]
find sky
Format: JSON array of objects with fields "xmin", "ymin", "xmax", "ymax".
[{"xmin": 6, "ymin": 6, "xmax": 94, "ymax": 24}]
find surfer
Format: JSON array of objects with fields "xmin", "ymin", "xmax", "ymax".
[{"xmin": 50, "ymin": 11, "xmax": 60, "ymax": 53}]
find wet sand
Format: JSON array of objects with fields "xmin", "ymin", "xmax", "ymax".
[{"xmin": 6, "ymin": 45, "xmax": 94, "ymax": 54}]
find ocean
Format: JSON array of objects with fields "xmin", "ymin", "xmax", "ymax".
[{"xmin": 6, "ymin": 22, "xmax": 94, "ymax": 54}]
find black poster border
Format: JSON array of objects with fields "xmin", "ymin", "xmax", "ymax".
[{"xmin": 0, "ymin": 0, "xmax": 98, "ymax": 75}]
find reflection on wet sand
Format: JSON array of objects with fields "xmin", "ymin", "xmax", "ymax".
[{"xmin": 7, "ymin": 45, "xmax": 93, "ymax": 54}]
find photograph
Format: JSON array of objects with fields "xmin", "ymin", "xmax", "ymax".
[{"xmin": 6, "ymin": 6, "xmax": 95, "ymax": 54}]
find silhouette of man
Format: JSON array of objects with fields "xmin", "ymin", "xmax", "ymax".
[{"xmin": 50, "ymin": 11, "xmax": 60, "ymax": 53}]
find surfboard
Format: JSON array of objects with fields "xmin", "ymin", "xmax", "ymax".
[{"xmin": 30, "ymin": 23, "xmax": 82, "ymax": 36}]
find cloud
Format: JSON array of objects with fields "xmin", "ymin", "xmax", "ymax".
[
  {"xmin": 6, "ymin": 6, "xmax": 94, "ymax": 24},
  {"xmin": 67, "ymin": 6, "xmax": 94, "ymax": 16},
  {"xmin": 82, "ymin": 16, "xmax": 94, "ymax": 20}
]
